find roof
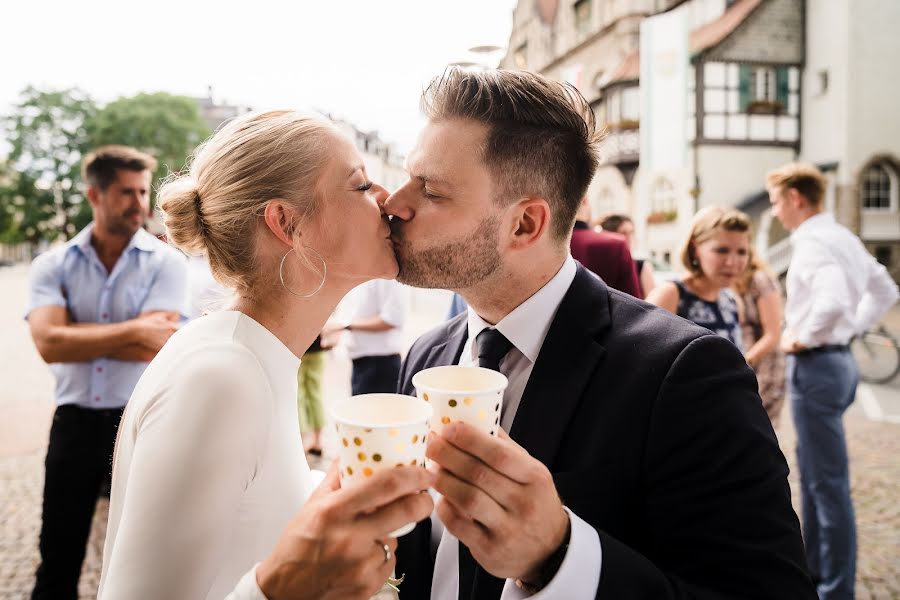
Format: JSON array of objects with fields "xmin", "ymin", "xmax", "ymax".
[
  {"xmin": 689, "ymin": 0, "xmax": 763, "ymax": 55},
  {"xmin": 601, "ymin": 0, "xmax": 763, "ymax": 89}
]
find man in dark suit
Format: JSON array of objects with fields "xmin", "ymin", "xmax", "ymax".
[
  {"xmin": 570, "ymin": 197, "xmax": 641, "ymax": 297},
  {"xmin": 383, "ymin": 68, "xmax": 814, "ymax": 599}
]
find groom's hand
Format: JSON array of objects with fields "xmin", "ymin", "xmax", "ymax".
[{"xmin": 426, "ymin": 422, "xmax": 569, "ymax": 583}]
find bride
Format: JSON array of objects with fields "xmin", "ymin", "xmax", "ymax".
[{"xmin": 97, "ymin": 110, "xmax": 433, "ymax": 599}]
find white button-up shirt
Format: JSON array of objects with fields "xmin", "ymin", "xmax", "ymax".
[
  {"xmin": 430, "ymin": 255, "xmax": 602, "ymax": 599},
  {"xmin": 786, "ymin": 212, "xmax": 898, "ymax": 348}
]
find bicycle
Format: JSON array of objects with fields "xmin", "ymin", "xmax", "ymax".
[{"xmin": 851, "ymin": 324, "xmax": 900, "ymax": 385}]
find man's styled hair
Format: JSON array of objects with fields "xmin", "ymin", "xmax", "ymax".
[
  {"xmin": 765, "ymin": 162, "xmax": 826, "ymax": 207},
  {"xmin": 82, "ymin": 145, "xmax": 157, "ymax": 190},
  {"xmin": 421, "ymin": 68, "xmax": 604, "ymax": 240}
]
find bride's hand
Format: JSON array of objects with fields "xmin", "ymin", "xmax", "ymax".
[{"xmin": 256, "ymin": 461, "xmax": 434, "ymax": 600}]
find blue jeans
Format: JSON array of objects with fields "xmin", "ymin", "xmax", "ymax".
[{"xmin": 787, "ymin": 349, "xmax": 858, "ymax": 600}]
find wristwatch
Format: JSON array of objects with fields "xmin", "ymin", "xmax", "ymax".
[{"xmin": 514, "ymin": 517, "xmax": 572, "ymax": 593}]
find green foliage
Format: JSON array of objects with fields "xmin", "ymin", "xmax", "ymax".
[
  {"xmin": 88, "ymin": 92, "xmax": 211, "ymax": 191},
  {"xmin": 0, "ymin": 87, "xmax": 213, "ymax": 244},
  {"xmin": 0, "ymin": 86, "xmax": 96, "ymax": 243}
]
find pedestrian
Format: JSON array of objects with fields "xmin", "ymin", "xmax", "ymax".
[
  {"xmin": 570, "ymin": 198, "xmax": 641, "ymax": 297},
  {"xmin": 297, "ymin": 334, "xmax": 328, "ymax": 456},
  {"xmin": 25, "ymin": 145, "xmax": 189, "ymax": 600},
  {"xmin": 646, "ymin": 206, "xmax": 751, "ymax": 349},
  {"xmin": 734, "ymin": 250, "xmax": 786, "ymax": 426},
  {"xmin": 330, "ymin": 279, "xmax": 407, "ymax": 395},
  {"xmin": 768, "ymin": 162, "xmax": 899, "ymax": 599},
  {"xmin": 598, "ymin": 213, "xmax": 657, "ymax": 296}
]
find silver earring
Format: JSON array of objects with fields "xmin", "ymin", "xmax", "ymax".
[{"xmin": 279, "ymin": 247, "xmax": 327, "ymax": 298}]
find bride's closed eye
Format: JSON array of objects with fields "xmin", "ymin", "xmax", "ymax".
[{"xmin": 357, "ymin": 181, "xmax": 374, "ymax": 192}]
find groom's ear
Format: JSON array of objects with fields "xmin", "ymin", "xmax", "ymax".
[
  {"xmin": 263, "ymin": 199, "xmax": 300, "ymax": 246},
  {"xmin": 509, "ymin": 197, "xmax": 551, "ymax": 249}
]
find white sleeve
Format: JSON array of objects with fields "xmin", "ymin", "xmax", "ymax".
[
  {"xmin": 226, "ymin": 564, "xmax": 270, "ymax": 600},
  {"xmin": 855, "ymin": 256, "xmax": 900, "ymax": 335},
  {"xmin": 794, "ymin": 246, "xmax": 853, "ymax": 348},
  {"xmin": 500, "ymin": 508, "xmax": 602, "ymax": 599},
  {"xmin": 99, "ymin": 345, "xmax": 271, "ymax": 599}
]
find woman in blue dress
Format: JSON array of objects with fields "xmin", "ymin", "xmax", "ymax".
[{"xmin": 646, "ymin": 206, "xmax": 752, "ymax": 349}]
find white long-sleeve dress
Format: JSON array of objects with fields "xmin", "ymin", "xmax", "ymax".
[{"xmin": 98, "ymin": 311, "xmax": 314, "ymax": 599}]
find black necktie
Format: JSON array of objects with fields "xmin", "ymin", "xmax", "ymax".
[{"xmin": 458, "ymin": 328, "xmax": 513, "ymax": 598}]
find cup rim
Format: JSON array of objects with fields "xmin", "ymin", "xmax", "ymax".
[
  {"xmin": 411, "ymin": 365, "xmax": 509, "ymax": 396},
  {"xmin": 331, "ymin": 393, "xmax": 433, "ymax": 429}
]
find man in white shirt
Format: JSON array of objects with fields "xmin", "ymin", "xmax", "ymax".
[
  {"xmin": 333, "ymin": 279, "xmax": 407, "ymax": 394},
  {"xmin": 768, "ymin": 162, "xmax": 899, "ymax": 600},
  {"xmin": 382, "ymin": 68, "xmax": 815, "ymax": 600}
]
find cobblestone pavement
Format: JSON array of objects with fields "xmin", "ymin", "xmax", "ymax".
[{"xmin": 1, "ymin": 264, "xmax": 898, "ymax": 598}]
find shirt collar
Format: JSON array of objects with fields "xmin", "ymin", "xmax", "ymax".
[
  {"xmin": 466, "ymin": 255, "xmax": 577, "ymax": 364},
  {"xmin": 791, "ymin": 211, "xmax": 833, "ymax": 241},
  {"xmin": 68, "ymin": 222, "xmax": 158, "ymax": 256}
]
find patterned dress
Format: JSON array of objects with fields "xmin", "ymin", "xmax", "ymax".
[
  {"xmin": 739, "ymin": 270, "xmax": 786, "ymax": 426},
  {"xmin": 675, "ymin": 280, "xmax": 743, "ymax": 349}
]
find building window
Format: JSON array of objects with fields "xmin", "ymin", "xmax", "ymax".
[
  {"xmin": 574, "ymin": 0, "xmax": 592, "ymax": 40},
  {"xmin": 514, "ymin": 43, "xmax": 528, "ymax": 70},
  {"xmin": 701, "ymin": 61, "xmax": 799, "ymax": 142},
  {"xmin": 601, "ymin": 84, "xmax": 639, "ymax": 128},
  {"xmin": 647, "ymin": 177, "xmax": 677, "ymax": 224},
  {"xmin": 861, "ymin": 162, "xmax": 897, "ymax": 211}
]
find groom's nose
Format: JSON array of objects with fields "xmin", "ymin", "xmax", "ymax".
[{"xmin": 382, "ymin": 182, "xmax": 415, "ymax": 222}]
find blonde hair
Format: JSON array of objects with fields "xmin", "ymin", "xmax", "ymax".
[
  {"xmin": 735, "ymin": 247, "xmax": 775, "ymax": 296},
  {"xmin": 765, "ymin": 162, "xmax": 826, "ymax": 207},
  {"xmin": 158, "ymin": 110, "xmax": 338, "ymax": 292},
  {"xmin": 679, "ymin": 206, "xmax": 752, "ymax": 275}
]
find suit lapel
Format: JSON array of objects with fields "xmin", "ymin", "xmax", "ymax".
[
  {"xmin": 472, "ymin": 266, "xmax": 612, "ymax": 599},
  {"xmin": 425, "ymin": 313, "xmax": 469, "ymax": 368}
]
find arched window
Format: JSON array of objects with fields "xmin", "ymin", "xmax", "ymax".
[
  {"xmin": 647, "ymin": 177, "xmax": 678, "ymax": 224},
  {"xmin": 861, "ymin": 162, "xmax": 898, "ymax": 212}
]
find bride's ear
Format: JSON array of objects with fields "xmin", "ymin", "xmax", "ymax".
[{"xmin": 263, "ymin": 200, "xmax": 301, "ymax": 247}]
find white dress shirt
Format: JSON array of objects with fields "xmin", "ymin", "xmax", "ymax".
[
  {"xmin": 343, "ymin": 279, "xmax": 408, "ymax": 359},
  {"xmin": 786, "ymin": 213, "xmax": 899, "ymax": 347},
  {"xmin": 430, "ymin": 255, "xmax": 603, "ymax": 599}
]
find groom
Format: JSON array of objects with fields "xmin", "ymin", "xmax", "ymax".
[{"xmin": 382, "ymin": 68, "xmax": 816, "ymax": 599}]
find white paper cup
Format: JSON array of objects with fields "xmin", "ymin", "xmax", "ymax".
[
  {"xmin": 411, "ymin": 366, "xmax": 508, "ymax": 437},
  {"xmin": 331, "ymin": 393, "xmax": 433, "ymax": 537}
]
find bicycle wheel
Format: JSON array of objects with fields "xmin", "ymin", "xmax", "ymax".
[{"xmin": 851, "ymin": 329, "xmax": 900, "ymax": 385}]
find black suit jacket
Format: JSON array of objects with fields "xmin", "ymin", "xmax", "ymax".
[{"xmin": 395, "ymin": 266, "xmax": 814, "ymax": 599}]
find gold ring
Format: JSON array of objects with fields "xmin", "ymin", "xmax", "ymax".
[{"xmin": 382, "ymin": 542, "xmax": 392, "ymax": 564}]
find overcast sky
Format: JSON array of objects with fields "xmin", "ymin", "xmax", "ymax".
[{"xmin": 0, "ymin": 0, "xmax": 518, "ymax": 154}]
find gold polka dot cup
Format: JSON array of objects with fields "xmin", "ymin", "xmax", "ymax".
[
  {"xmin": 331, "ymin": 393, "xmax": 433, "ymax": 537},
  {"xmin": 411, "ymin": 365, "xmax": 508, "ymax": 437}
]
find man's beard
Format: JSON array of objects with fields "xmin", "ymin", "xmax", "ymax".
[
  {"xmin": 391, "ymin": 215, "xmax": 502, "ymax": 290},
  {"xmin": 107, "ymin": 210, "xmax": 143, "ymax": 237}
]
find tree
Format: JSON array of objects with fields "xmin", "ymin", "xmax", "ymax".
[
  {"xmin": 88, "ymin": 92, "xmax": 212, "ymax": 195},
  {"xmin": 0, "ymin": 86, "xmax": 96, "ymax": 243}
]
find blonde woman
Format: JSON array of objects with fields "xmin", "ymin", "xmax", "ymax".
[
  {"xmin": 735, "ymin": 252, "xmax": 786, "ymax": 427},
  {"xmin": 98, "ymin": 111, "xmax": 433, "ymax": 600},
  {"xmin": 646, "ymin": 207, "xmax": 751, "ymax": 348}
]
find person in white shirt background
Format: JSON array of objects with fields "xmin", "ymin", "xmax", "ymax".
[
  {"xmin": 328, "ymin": 278, "xmax": 407, "ymax": 395},
  {"xmin": 97, "ymin": 110, "xmax": 434, "ymax": 600},
  {"xmin": 768, "ymin": 162, "xmax": 900, "ymax": 600}
]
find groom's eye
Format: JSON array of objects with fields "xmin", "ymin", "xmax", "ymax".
[
  {"xmin": 357, "ymin": 181, "xmax": 373, "ymax": 192},
  {"xmin": 423, "ymin": 187, "xmax": 440, "ymax": 200}
]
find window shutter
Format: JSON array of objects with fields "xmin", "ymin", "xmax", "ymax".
[
  {"xmin": 776, "ymin": 67, "xmax": 789, "ymax": 109},
  {"xmin": 738, "ymin": 65, "xmax": 752, "ymax": 111}
]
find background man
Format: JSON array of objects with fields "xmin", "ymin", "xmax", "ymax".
[
  {"xmin": 768, "ymin": 162, "xmax": 899, "ymax": 600},
  {"xmin": 569, "ymin": 197, "xmax": 640, "ymax": 297},
  {"xmin": 25, "ymin": 146, "xmax": 189, "ymax": 599}
]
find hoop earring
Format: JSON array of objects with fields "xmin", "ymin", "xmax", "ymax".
[{"xmin": 279, "ymin": 247, "xmax": 327, "ymax": 298}]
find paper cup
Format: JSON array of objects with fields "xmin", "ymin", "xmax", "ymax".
[
  {"xmin": 331, "ymin": 393, "xmax": 433, "ymax": 537},
  {"xmin": 411, "ymin": 366, "xmax": 508, "ymax": 436}
]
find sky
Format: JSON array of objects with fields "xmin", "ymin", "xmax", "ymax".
[{"xmin": 0, "ymin": 0, "xmax": 518, "ymax": 154}]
